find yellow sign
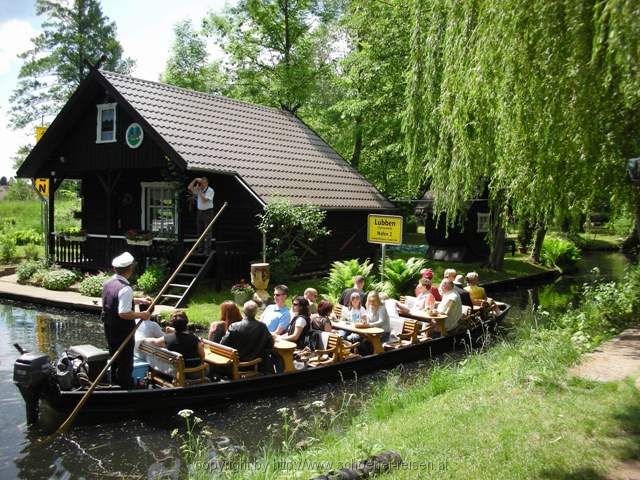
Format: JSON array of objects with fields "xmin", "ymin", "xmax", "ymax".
[
  {"xmin": 367, "ymin": 214, "xmax": 403, "ymax": 245},
  {"xmin": 35, "ymin": 126, "xmax": 47, "ymax": 143},
  {"xmin": 34, "ymin": 178, "xmax": 49, "ymax": 198}
]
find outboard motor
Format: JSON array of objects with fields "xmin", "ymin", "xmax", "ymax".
[{"xmin": 13, "ymin": 349, "xmax": 50, "ymax": 424}]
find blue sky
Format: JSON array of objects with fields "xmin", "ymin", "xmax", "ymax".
[{"xmin": 0, "ymin": 0, "xmax": 230, "ymax": 178}]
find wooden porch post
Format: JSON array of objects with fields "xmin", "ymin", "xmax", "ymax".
[{"xmin": 47, "ymin": 175, "xmax": 55, "ymax": 261}]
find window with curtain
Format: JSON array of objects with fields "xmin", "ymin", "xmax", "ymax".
[{"xmin": 141, "ymin": 183, "xmax": 177, "ymax": 235}]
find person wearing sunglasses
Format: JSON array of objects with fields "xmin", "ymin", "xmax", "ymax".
[
  {"xmin": 260, "ymin": 284, "xmax": 291, "ymax": 334},
  {"xmin": 276, "ymin": 296, "xmax": 311, "ymax": 349}
]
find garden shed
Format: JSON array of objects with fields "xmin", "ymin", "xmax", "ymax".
[
  {"xmin": 17, "ymin": 68, "xmax": 394, "ymax": 289},
  {"xmin": 414, "ymin": 190, "xmax": 490, "ymax": 262}
]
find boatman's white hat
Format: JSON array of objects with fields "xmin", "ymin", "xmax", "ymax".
[{"xmin": 112, "ymin": 251, "xmax": 135, "ymax": 268}]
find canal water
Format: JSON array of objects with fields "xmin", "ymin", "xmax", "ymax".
[{"xmin": 0, "ymin": 252, "xmax": 633, "ymax": 479}]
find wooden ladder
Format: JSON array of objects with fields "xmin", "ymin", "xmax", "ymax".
[{"xmin": 158, "ymin": 250, "xmax": 216, "ymax": 308}]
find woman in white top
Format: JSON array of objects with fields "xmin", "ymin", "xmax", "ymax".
[
  {"xmin": 363, "ymin": 291, "xmax": 391, "ymax": 341},
  {"xmin": 341, "ymin": 292, "xmax": 368, "ymax": 324}
]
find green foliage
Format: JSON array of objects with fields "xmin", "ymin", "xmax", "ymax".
[
  {"xmin": 79, "ymin": 272, "xmax": 110, "ymax": 297},
  {"xmin": 42, "ymin": 268, "xmax": 78, "ymax": 291},
  {"xmin": 162, "ymin": 19, "xmax": 224, "ymax": 93},
  {"xmin": 606, "ymin": 213, "xmax": 634, "ymax": 237},
  {"xmin": 540, "ymin": 236, "xmax": 582, "ymax": 272},
  {"xmin": 403, "ymin": 0, "xmax": 637, "ymax": 262},
  {"xmin": 550, "ymin": 266, "xmax": 640, "ymax": 351},
  {"xmin": 22, "ymin": 244, "xmax": 41, "ymax": 260},
  {"xmin": 11, "ymin": 229, "xmax": 41, "ymax": 246},
  {"xmin": 30, "ymin": 269, "xmax": 48, "ymax": 287},
  {"xmin": 325, "ymin": 259, "xmax": 374, "ymax": 301},
  {"xmin": 16, "ymin": 259, "xmax": 48, "ymax": 284},
  {"xmin": 203, "ymin": 0, "xmax": 339, "ymax": 113},
  {"xmin": 136, "ymin": 264, "xmax": 167, "ymax": 294},
  {"xmin": 0, "ymin": 234, "xmax": 17, "ymax": 262},
  {"xmin": 374, "ymin": 257, "xmax": 426, "ymax": 299},
  {"xmin": 9, "ymin": 0, "xmax": 134, "ymax": 129},
  {"xmin": 257, "ymin": 200, "xmax": 330, "ymax": 281},
  {"xmin": 5, "ymin": 179, "xmax": 37, "ymax": 201}
]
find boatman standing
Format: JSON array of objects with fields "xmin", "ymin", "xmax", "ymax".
[
  {"xmin": 187, "ymin": 176, "xmax": 215, "ymax": 255},
  {"xmin": 101, "ymin": 252, "xmax": 152, "ymax": 389}
]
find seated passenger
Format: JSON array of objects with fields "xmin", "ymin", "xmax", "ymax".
[
  {"xmin": 310, "ymin": 300, "xmax": 334, "ymax": 332},
  {"xmin": 339, "ymin": 275, "xmax": 367, "ymax": 307},
  {"xmin": 453, "ymin": 274, "xmax": 474, "ymax": 308},
  {"xmin": 261, "ymin": 284, "xmax": 291, "ymax": 334},
  {"xmin": 465, "ymin": 271, "xmax": 487, "ymax": 303},
  {"xmin": 341, "ymin": 291, "xmax": 368, "ymax": 323},
  {"xmin": 363, "ymin": 291, "xmax": 391, "ymax": 342},
  {"xmin": 397, "ymin": 279, "xmax": 434, "ymax": 315},
  {"xmin": 277, "ymin": 296, "xmax": 311, "ymax": 349},
  {"xmin": 437, "ymin": 279, "xmax": 463, "ymax": 334},
  {"xmin": 304, "ymin": 288, "xmax": 319, "ymax": 314},
  {"xmin": 134, "ymin": 317, "xmax": 165, "ymax": 360},
  {"xmin": 208, "ymin": 300, "xmax": 242, "ymax": 343},
  {"xmin": 165, "ymin": 311, "xmax": 205, "ymax": 368},
  {"xmin": 221, "ymin": 300, "xmax": 274, "ymax": 373}
]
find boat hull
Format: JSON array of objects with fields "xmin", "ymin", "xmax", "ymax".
[{"xmin": 39, "ymin": 306, "xmax": 509, "ymax": 419}]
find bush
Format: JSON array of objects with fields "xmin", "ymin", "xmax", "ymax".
[
  {"xmin": 374, "ymin": 257, "xmax": 427, "ymax": 298},
  {"xmin": 0, "ymin": 234, "xmax": 17, "ymax": 262},
  {"xmin": 22, "ymin": 243, "xmax": 41, "ymax": 260},
  {"xmin": 268, "ymin": 248, "xmax": 299, "ymax": 284},
  {"xmin": 606, "ymin": 214, "xmax": 634, "ymax": 236},
  {"xmin": 31, "ymin": 269, "xmax": 48, "ymax": 287},
  {"xmin": 42, "ymin": 269, "xmax": 78, "ymax": 291},
  {"xmin": 11, "ymin": 229, "xmax": 41, "ymax": 246},
  {"xmin": 326, "ymin": 259, "xmax": 375, "ymax": 301},
  {"xmin": 540, "ymin": 236, "xmax": 581, "ymax": 272},
  {"xmin": 79, "ymin": 272, "xmax": 111, "ymax": 297},
  {"xmin": 16, "ymin": 260, "xmax": 47, "ymax": 284},
  {"xmin": 136, "ymin": 264, "xmax": 166, "ymax": 294}
]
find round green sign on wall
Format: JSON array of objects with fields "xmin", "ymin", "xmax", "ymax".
[{"xmin": 125, "ymin": 123, "xmax": 144, "ymax": 149}]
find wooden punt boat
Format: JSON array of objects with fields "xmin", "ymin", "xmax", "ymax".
[{"xmin": 14, "ymin": 304, "xmax": 509, "ymax": 423}]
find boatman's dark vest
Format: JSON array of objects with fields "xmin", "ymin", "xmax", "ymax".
[{"xmin": 101, "ymin": 276, "xmax": 134, "ymax": 336}]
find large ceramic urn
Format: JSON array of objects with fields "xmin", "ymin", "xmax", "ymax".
[{"xmin": 250, "ymin": 263, "xmax": 270, "ymax": 303}]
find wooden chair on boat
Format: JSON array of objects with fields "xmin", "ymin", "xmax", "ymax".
[
  {"xmin": 139, "ymin": 341, "xmax": 208, "ymax": 388},
  {"xmin": 307, "ymin": 333, "xmax": 360, "ymax": 367},
  {"xmin": 201, "ymin": 339, "xmax": 262, "ymax": 380},
  {"xmin": 332, "ymin": 304, "xmax": 343, "ymax": 319},
  {"xmin": 383, "ymin": 319, "xmax": 426, "ymax": 350}
]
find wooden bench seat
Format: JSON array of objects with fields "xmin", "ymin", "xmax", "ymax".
[
  {"xmin": 138, "ymin": 341, "xmax": 208, "ymax": 388},
  {"xmin": 384, "ymin": 319, "xmax": 431, "ymax": 350},
  {"xmin": 201, "ymin": 339, "xmax": 262, "ymax": 380}
]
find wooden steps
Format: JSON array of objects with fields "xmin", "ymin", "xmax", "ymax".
[{"xmin": 158, "ymin": 251, "xmax": 216, "ymax": 308}]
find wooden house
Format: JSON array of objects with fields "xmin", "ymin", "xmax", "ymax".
[
  {"xmin": 17, "ymin": 68, "xmax": 394, "ymax": 293},
  {"xmin": 414, "ymin": 191, "xmax": 490, "ymax": 262}
]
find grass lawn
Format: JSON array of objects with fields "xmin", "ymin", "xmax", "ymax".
[
  {"xmin": 578, "ymin": 232, "xmax": 623, "ymax": 250},
  {"xmin": 0, "ymin": 198, "xmax": 80, "ymax": 234},
  {"xmin": 204, "ymin": 324, "xmax": 640, "ymax": 479}
]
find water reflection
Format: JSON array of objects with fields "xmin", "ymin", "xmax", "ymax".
[{"xmin": 0, "ymin": 252, "xmax": 633, "ymax": 479}]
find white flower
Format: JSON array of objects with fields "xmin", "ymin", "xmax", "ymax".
[
  {"xmin": 178, "ymin": 409, "xmax": 194, "ymax": 418},
  {"xmin": 276, "ymin": 407, "xmax": 289, "ymax": 415},
  {"xmin": 311, "ymin": 400, "xmax": 325, "ymax": 408},
  {"xmin": 193, "ymin": 416, "xmax": 203, "ymax": 424},
  {"xmin": 170, "ymin": 428, "xmax": 179, "ymax": 438}
]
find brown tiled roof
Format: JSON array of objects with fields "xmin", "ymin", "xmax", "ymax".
[{"xmin": 100, "ymin": 71, "xmax": 393, "ymax": 210}]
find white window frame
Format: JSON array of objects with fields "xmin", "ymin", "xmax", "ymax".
[
  {"xmin": 140, "ymin": 182, "xmax": 179, "ymax": 235},
  {"xmin": 96, "ymin": 103, "xmax": 117, "ymax": 144},
  {"xmin": 477, "ymin": 212, "xmax": 491, "ymax": 233}
]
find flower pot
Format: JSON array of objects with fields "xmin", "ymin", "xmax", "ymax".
[
  {"xmin": 250, "ymin": 263, "xmax": 270, "ymax": 303},
  {"xmin": 126, "ymin": 239, "xmax": 153, "ymax": 246},
  {"xmin": 65, "ymin": 235, "xmax": 86, "ymax": 242}
]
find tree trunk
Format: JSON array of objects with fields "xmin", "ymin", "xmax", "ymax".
[
  {"xmin": 350, "ymin": 116, "xmax": 363, "ymax": 169},
  {"xmin": 621, "ymin": 201, "xmax": 640, "ymax": 253},
  {"xmin": 487, "ymin": 219, "xmax": 506, "ymax": 271},
  {"xmin": 530, "ymin": 224, "xmax": 546, "ymax": 264}
]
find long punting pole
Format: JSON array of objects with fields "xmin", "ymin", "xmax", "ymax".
[{"xmin": 54, "ymin": 202, "xmax": 229, "ymax": 436}]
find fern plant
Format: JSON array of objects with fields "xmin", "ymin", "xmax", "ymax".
[
  {"xmin": 374, "ymin": 257, "xmax": 427, "ymax": 299},
  {"xmin": 325, "ymin": 259, "xmax": 375, "ymax": 301}
]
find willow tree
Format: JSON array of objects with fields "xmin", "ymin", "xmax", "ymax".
[{"xmin": 403, "ymin": 0, "xmax": 636, "ymax": 269}]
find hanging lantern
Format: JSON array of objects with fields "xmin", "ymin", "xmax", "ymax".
[{"xmin": 628, "ymin": 157, "xmax": 640, "ymax": 184}]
